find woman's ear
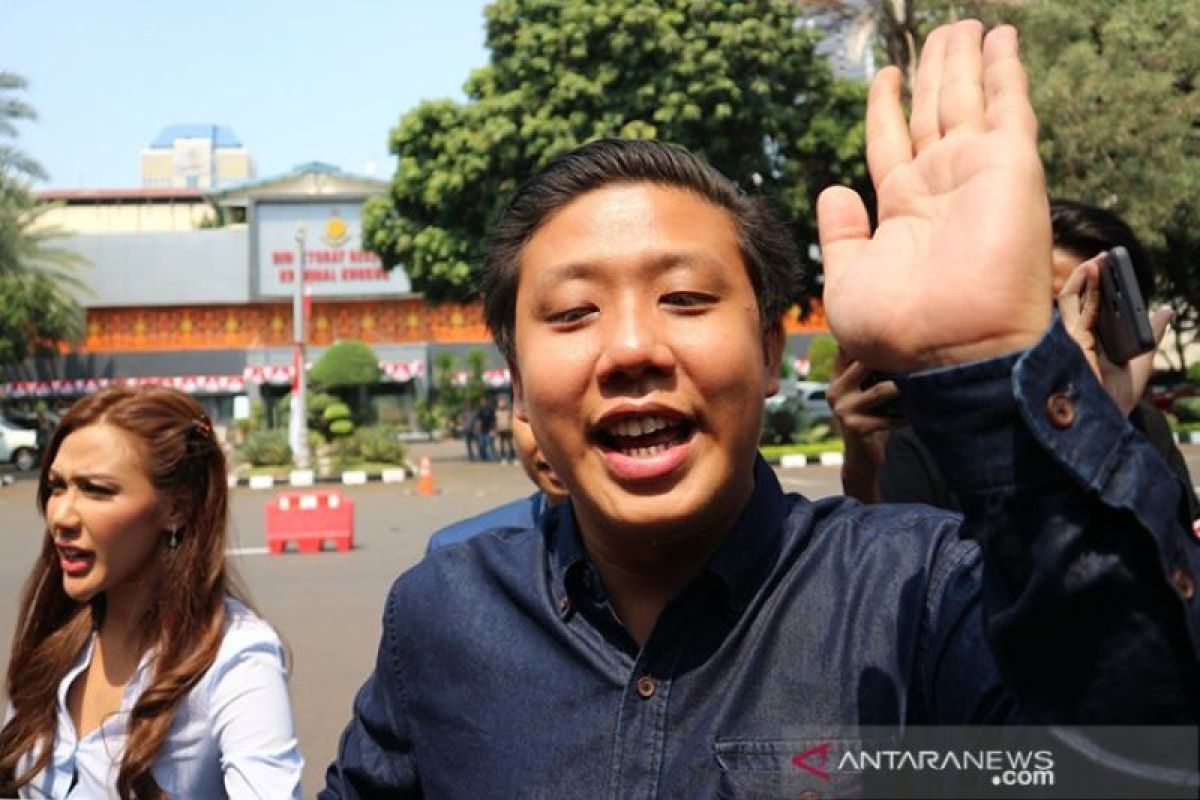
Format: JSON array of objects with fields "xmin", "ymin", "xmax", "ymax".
[{"xmin": 162, "ymin": 499, "xmax": 188, "ymax": 532}]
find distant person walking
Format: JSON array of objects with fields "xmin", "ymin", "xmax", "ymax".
[
  {"xmin": 462, "ymin": 405, "xmax": 479, "ymax": 461},
  {"xmin": 476, "ymin": 397, "xmax": 496, "ymax": 462},
  {"xmin": 494, "ymin": 395, "xmax": 515, "ymax": 463}
]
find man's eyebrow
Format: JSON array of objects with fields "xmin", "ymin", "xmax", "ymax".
[
  {"xmin": 533, "ymin": 252, "xmax": 727, "ymax": 287},
  {"xmin": 533, "ymin": 260, "xmax": 601, "ymax": 285}
]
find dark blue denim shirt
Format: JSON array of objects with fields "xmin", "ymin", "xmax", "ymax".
[
  {"xmin": 321, "ymin": 319, "xmax": 1200, "ymax": 798},
  {"xmin": 425, "ymin": 492, "xmax": 547, "ymax": 555}
]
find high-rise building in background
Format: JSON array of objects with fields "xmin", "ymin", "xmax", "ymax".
[
  {"xmin": 800, "ymin": 0, "xmax": 877, "ymax": 83},
  {"xmin": 141, "ymin": 123, "xmax": 254, "ymax": 189}
]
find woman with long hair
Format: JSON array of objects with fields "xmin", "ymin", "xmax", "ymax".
[{"xmin": 0, "ymin": 386, "xmax": 302, "ymax": 798}]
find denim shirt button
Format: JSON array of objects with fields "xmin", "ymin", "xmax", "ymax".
[
  {"xmin": 1170, "ymin": 566, "xmax": 1196, "ymax": 601},
  {"xmin": 635, "ymin": 675, "xmax": 657, "ymax": 698},
  {"xmin": 1046, "ymin": 392, "xmax": 1075, "ymax": 428}
]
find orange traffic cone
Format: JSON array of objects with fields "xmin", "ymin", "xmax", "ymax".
[{"xmin": 417, "ymin": 456, "xmax": 437, "ymax": 496}]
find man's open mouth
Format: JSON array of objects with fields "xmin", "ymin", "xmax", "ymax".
[{"xmin": 594, "ymin": 414, "xmax": 693, "ymax": 458}]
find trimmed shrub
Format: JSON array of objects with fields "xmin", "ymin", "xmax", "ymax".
[
  {"xmin": 329, "ymin": 418, "xmax": 354, "ymax": 437},
  {"xmin": 761, "ymin": 401, "xmax": 802, "ymax": 445},
  {"xmin": 1173, "ymin": 397, "xmax": 1200, "ymax": 422},
  {"xmin": 354, "ymin": 426, "xmax": 406, "ymax": 464},
  {"xmin": 806, "ymin": 335, "xmax": 837, "ymax": 382},
  {"xmin": 309, "ymin": 340, "xmax": 382, "ymax": 387},
  {"xmin": 241, "ymin": 430, "xmax": 291, "ymax": 467},
  {"xmin": 324, "ymin": 402, "xmax": 354, "ymax": 438}
]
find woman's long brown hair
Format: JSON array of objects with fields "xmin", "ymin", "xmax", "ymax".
[{"xmin": 0, "ymin": 386, "xmax": 250, "ymax": 799}]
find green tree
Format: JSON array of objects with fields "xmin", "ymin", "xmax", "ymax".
[
  {"xmin": 463, "ymin": 349, "xmax": 488, "ymax": 409},
  {"xmin": 309, "ymin": 340, "xmax": 382, "ymax": 423},
  {"xmin": 798, "ymin": 1, "xmax": 1021, "ymax": 90},
  {"xmin": 309, "ymin": 340, "xmax": 383, "ymax": 387},
  {"xmin": 365, "ymin": 0, "xmax": 871, "ymax": 312},
  {"xmin": 0, "ymin": 72, "xmax": 45, "ymax": 183},
  {"xmin": 805, "ymin": 334, "xmax": 837, "ymax": 382},
  {"xmin": 1010, "ymin": 0, "xmax": 1200, "ymax": 369},
  {"xmin": 0, "ymin": 71, "xmax": 85, "ymax": 370}
]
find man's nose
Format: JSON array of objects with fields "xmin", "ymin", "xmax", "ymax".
[{"xmin": 595, "ymin": 303, "xmax": 676, "ymax": 386}]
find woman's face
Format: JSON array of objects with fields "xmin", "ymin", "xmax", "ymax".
[{"xmin": 44, "ymin": 423, "xmax": 169, "ymax": 604}]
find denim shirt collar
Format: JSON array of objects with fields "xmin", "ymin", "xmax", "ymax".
[{"xmin": 544, "ymin": 454, "xmax": 788, "ymax": 616}]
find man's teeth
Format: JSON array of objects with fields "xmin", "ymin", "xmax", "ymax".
[
  {"xmin": 624, "ymin": 443, "xmax": 671, "ymax": 458},
  {"xmin": 611, "ymin": 416, "xmax": 670, "ymax": 438}
]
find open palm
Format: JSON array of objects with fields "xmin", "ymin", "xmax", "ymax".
[{"xmin": 819, "ymin": 22, "xmax": 1053, "ymax": 373}]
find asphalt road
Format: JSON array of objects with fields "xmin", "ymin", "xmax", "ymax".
[{"xmin": 1, "ymin": 441, "xmax": 1196, "ymax": 794}]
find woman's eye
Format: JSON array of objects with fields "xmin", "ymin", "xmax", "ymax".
[{"xmin": 80, "ymin": 482, "xmax": 115, "ymax": 498}]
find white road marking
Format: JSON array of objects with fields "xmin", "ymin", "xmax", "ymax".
[{"xmin": 226, "ymin": 546, "xmax": 270, "ymax": 557}]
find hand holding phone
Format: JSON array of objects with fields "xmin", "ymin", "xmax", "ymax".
[
  {"xmin": 1095, "ymin": 246, "xmax": 1156, "ymax": 365},
  {"xmin": 861, "ymin": 371, "xmax": 905, "ymax": 419}
]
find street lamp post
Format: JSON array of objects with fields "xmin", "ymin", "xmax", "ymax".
[{"xmin": 289, "ymin": 225, "xmax": 311, "ymax": 469}]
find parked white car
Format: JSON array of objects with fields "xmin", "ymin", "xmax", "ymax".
[
  {"xmin": 0, "ymin": 417, "xmax": 39, "ymax": 472},
  {"xmin": 765, "ymin": 381, "xmax": 832, "ymax": 422}
]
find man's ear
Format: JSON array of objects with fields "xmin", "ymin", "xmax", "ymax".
[
  {"xmin": 511, "ymin": 366, "xmax": 529, "ymax": 422},
  {"xmin": 764, "ymin": 320, "xmax": 786, "ymax": 398}
]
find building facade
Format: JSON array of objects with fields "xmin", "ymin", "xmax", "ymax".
[
  {"xmin": 141, "ymin": 123, "xmax": 254, "ymax": 190},
  {"xmin": 9, "ymin": 161, "xmax": 830, "ymax": 428}
]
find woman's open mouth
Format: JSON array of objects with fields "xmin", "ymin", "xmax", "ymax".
[{"xmin": 57, "ymin": 544, "xmax": 95, "ymax": 576}]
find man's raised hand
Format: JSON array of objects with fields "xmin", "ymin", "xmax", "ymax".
[{"xmin": 818, "ymin": 22, "xmax": 1053, "ymax": 374}]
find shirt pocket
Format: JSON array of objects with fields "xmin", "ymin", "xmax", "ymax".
[{"xmin": 713, "ymin": 737, "xmax": 865, "ymax": 799}]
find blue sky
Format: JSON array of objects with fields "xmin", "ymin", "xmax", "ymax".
[{"xmin": 3, "ymin": 1, "xmax": 491, "ymax": 188}]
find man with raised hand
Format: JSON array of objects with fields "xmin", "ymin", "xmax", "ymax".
[{"xmin": 322, "ymin": 22, "xmax": 1199, "ymax": 798}]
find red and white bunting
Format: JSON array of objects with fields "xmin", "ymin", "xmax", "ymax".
[
  {"xmin": 242, "ymin": 365, "xmax": 297, "ymax": 385},
  {"xmin": 379, "ymin": 360, "xmax": 425, "ymax": 383},
  {"xmin": 240, "ymin": 359, "xmax": 425, "ymax": 386},
  {"xmin": 0, "ymin": 374, "xmax": 245, "ymax": 398},
  {"xmin": 450, "ymin": 368, "xmax": 511, "ymax": 388}
]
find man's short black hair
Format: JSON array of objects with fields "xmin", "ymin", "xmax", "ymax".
[
  {"xmin": 1050, "ymin": 199, "xmax": 1154, "ymax": 299},
  {"xmin": 481, "ymin": 138, "xmax": 801, "ymax": 367}
]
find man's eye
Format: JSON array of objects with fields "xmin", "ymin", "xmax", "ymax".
[
  {"xmin": 662, "ymin": 292, "xmax": 716, "ymax": 308},
  {"xmin": 549, "ymin": 306, "xmax": 595, "ymax": 325}
]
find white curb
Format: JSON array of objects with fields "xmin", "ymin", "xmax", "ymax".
[
  {"xmin": 381, "ymin": 468, "xmax": 407, "ymax": 483},
  {"xmin": 289, "ymin": 469, "xmax": 315, "ymax": 487}
]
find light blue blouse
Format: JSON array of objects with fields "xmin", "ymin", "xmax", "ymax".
[{"xmin": 12, "ymin": 597, "xmax": 303, "ymax": 799}]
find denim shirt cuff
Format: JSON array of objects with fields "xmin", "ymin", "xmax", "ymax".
[
  {"xmin": 897, "ymin": 315, "xmax": 1200, "ymax": 653},
  {"xmin": 897, "ymin": 315, "xmax": 1159, "ymax": 496}
]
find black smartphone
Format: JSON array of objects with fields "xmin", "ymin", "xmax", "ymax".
[
  {"xmin": 1095, "ymin": 245, "xmax": 1155, "ymax": 365},
  {"xmin": 861, "ymin": 371, "xmax": 905, "ymax": 419}
]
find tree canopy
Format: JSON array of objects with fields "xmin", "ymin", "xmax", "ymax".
[
  {"xmin": 1011, "ymin": 0, "xmax": 1200, "ymax": 368},
  {"xmin": 813, "ymin": 0, "xmax": 1200, "ymax": 368},
  {"xmin": 309, "ymin": 340, "xmax": 383, "ymax": 387},
  {"xmin": 365, "ymin": 0, "xmax": 871, "ymax": 311},
  {"xmin": 0, "ymin": 71, "xmax": 85, "ymax": 372}
]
